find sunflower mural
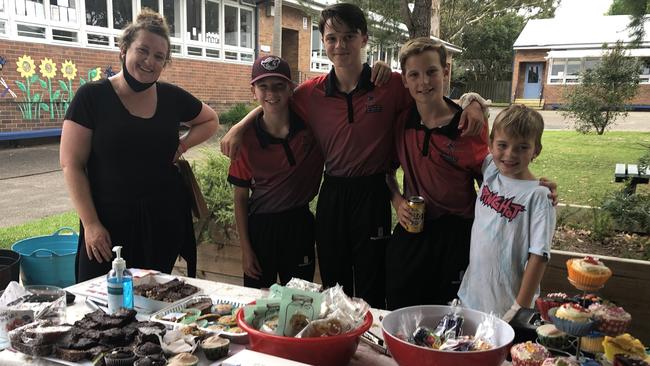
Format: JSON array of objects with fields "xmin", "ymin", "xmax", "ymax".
[
  {"xmin": 15, "ymin": 55, "xmax": 40, "ymax": 119},
  {"xmin": 38, "ymin": 58, "xmax": 59, "ymax": 118},
  {"xmin": 58, "ymin": 60, "xmax": 77, "ymax": 113},
  {"xmin": 11, "ymin": 55, "xmax": 104, "ymax": 120}
]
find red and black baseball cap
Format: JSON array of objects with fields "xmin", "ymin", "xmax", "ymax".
[{"xmin": 250, "ymin": 55, "xmax": 292, "ymax": 85}]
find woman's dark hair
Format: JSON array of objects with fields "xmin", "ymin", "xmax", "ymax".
[
  {"xmin": 119, "ymin": 8, "xmax": 171, "ymax": 65},
  {"xmin": 318, "ymin": 3, "xmax": 367, "ymax": 36}
]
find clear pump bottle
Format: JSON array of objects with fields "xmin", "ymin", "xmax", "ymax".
[{"xmin": 106, "ymin": 246, "xmax": 133, "ymax": 314}]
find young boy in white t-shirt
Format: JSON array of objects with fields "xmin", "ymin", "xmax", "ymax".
[{"xmin": 458, "ymin": 105, "xmax": 556, "ymax": 321}]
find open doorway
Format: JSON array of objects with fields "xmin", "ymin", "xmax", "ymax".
[{"xmin": 282, "ymin": 28, "xmax": 299, "ymax": 83}]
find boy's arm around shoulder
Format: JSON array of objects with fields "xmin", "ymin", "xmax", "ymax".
[{"xmin": 220, "ymin": 105, "xmax": 262, "ymax": 159}]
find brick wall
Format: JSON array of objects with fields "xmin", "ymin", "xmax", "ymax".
[
  {"xmin": 513, "ymin": 49, "xmax": 650, "ymax": 108},
  {"xmin": 512, "ymin": 49, "xmax": 549, "ymax": 101},
  {"xmin": 1, "ymin": 3, "xmax": 329, "ymax": 134},
  {"xmin": 258, "ymin": 3, "xmax": 325, "ymax": 82},
  {"xmin": 0, "ymin": 38, "xmax": 255, "ymax": 133}
]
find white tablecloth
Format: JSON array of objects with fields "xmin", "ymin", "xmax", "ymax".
[{"xmin": 0, "ymin": 276, "xmax": 398, "ymax": 366}]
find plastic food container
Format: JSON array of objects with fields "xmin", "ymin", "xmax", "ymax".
[
  {"xmin": 150, "ymin": 295, "xmax": 248, "ymax": 344},
  {"xmin": 236, "ymin": 304, "xmax": 373, "ymax": 366},
  {"xmin": 381, "ymin": 305, "xmax": 515, "ymax": 366}
]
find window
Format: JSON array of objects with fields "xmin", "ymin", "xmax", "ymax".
[
  {"xmin": 224, "ymin": 5, "xmax": 236, "ymax": 46},
  {"xmin": 18, "ymin": 23, "xmax": 46, "ymax": 38},
  {"xmin": 85, "ymin": 0, "xmax": 107, "ymax": 27},
  {"xmin": 311, "ymin": 25, "xmax": 325, "ymax": 58},
  {"xmin": 53, "ymin": 29, "xmax": 77, "ymax": 41},
  {"xmin": 640, "ymin": 58, "xmax": 650, "ymax": 83},
  {"xmin": 141, "ymin": 0, "xmax": 158, "ymax": 12},
  {"xmin": 112, "ymin": 0, "xmax": 132, "ymax": 29},
  {"xmin": 186, "ymin": 0, "xmax": 201, "ymax": 41},
  {"xmin": 240, "ymin": 8, "xmax": 251, "ymax": 48},
  {"xmin": 16, "ymin": 0, "xmax": 46, "ymax": 19},
  {"xmin": 311, "ymin": 24, "xmax": 330, "ymax": 71},
  {"xmin": 5, "ymin": 0, "xmax": 255, "ymax": 62},
  {"xmin": 584, "ymin": 58, "xmax": 600, "ymax": 71},
  {"xmin": 50, "ymin": 0, "xmax": 78, "ymax": 24},
  {"xmin": 162, "ymin": 0, "xmax": 180, "ymax": 38},
  {"xmin": 205, "ymin": 0, "xmax": 219, "ymax": 44},
  {"xmin": 549, "ymin": 58, "xmax": 581, "ymax": 84}
]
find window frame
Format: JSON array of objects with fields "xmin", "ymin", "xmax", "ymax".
[
  {"xmin": 310, "ymin": 24, "xmax": 330, "ymax": 72},
  {"xmin": 2, "ymin": 0, "xmax": 255, "ymax": 63},
  {"xmin": 640, "ymin": 57, "xmax": 650, "ymax": 84}
]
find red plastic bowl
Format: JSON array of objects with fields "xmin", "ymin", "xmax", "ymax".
[
  {"xmin": 382, "ymin": 305, "xmax": 515, "ymax": 366},
  {"xmin": 236, "ymin": 306, "xmax": 372, "ymax": 366}
]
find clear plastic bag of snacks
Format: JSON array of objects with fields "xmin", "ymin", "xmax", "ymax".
[
  {"xmin": 285, "ymin": 278, "xmax": 322, "ymax": 293},
  {"xmin": 320, "ymin": 284, "xmax": 369, "ymax": 329},
  {"xmin": 295, "ymin": 309, "xmax": 356, "ymax": 338}
]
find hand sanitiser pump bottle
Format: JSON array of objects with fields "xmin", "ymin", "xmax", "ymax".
[{"xmin": 106, "ymin": 246, "xmax": 134, "ymax": 314}]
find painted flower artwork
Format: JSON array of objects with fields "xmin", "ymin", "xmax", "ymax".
[
  {"xmin": 16, "ymin": 55, "xmax": 36, "ymax": 78},
  {"xmin": 39, "ymin": 58, "xmax": 57, "ymax": 79},
  {"xmin": 61, "ymin": 60, "xmax": 77, "ymax": 80}
]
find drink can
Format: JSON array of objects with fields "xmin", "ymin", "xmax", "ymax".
[{"xmin": 406, "ymin": 196, "xmax": 425, "ymax": 233}]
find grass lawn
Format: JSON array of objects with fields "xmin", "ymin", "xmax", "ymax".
[
  {"xmin": 532, "ymin": 131, "xmax": 650, "ymax": 205},
  {"xmin": 1, "ymin": 131, "xmax": 649, "ymax": 249},
  {"xmin": 0, "ymin": 211, "xmax": 78, "ymax": 249}
]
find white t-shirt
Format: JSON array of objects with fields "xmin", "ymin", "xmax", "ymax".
[{"xmin": 458, "ymin": 155, "xmax": 556, "ymax": 316}]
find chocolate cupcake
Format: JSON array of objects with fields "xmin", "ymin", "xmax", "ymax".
[
  {"xmin": 104, "ymin": 347, "xmax": 136, "ymax": 366},
  {"xmin": 133, "ymin": 353, "xmax": 167, "ymax": 366},
  {"xmin": 134, "ymin": 342, "xmax": 163, "ymax": 358}
]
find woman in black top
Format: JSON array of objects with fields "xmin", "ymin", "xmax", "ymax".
[{"xmin": 60, "ymin": 9, "xmax": 218, "ymax": 282}]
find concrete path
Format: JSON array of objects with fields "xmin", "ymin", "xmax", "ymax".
[
  {"xmin": 488, "ymin": 107, "xmax": 650, "ymax": 130},
  {"xmin": 0, "ymin": 110, "xmax": 648, "ymax": 228},
  {"xmin": 0, "ymin": 134, "xmax": 221, "ymax": 228}
]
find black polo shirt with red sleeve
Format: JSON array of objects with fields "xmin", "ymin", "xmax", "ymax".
[
  {"xmin": 395, "ymin": 97, "xmax": 488, "ymax": 220},
  {"xmin": 291, "ymin": 64, "xmax": 412, "ymax": 177},
  {"xmin": 228, "ymin": 109, "xmax": 324, "ymax": 214}
]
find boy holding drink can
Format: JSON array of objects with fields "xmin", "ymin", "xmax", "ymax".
[
  {"xmin": 386, "ymin": 38, "xmax": 557, "ymax": 312},
  {"xmin": 385, "ymin": 37, "xmax": 489, "ymax": 310}
]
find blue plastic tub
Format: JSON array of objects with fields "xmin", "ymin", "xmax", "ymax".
[{"xmin": 11, "ymin": 227, "xmax": 78, "ymax": 287}]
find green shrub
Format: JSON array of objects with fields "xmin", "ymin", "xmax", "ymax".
[
  {"xmin": 589, "ymin": 205, "xmax": 613, "ymax": 242},
  {"xmin": 601, "ymin": 190, "xmax": 650, "ymax": 233},
  {"xmin": 218, "ymin": 103, "xmax": 255, "ymax": 127},
  {"xmin": 193, "ymin": 149, "xmax": 235, "ymax": 241}
]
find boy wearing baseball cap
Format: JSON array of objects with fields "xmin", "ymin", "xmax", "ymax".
[{"xmin": 227, "ymin": 55, "xmax": 324, "ymax": 288}]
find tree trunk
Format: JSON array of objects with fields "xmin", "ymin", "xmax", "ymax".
[
  {"xmin": 272, "ymin": 0, "xmax": 283, "ymax": 56},
  {"xmin": 409, "ymin": 0, "xmax": 432, "ymax": 39},
  {"xmin": 430, "ymin": 0, "xmax": 440, "ymax": 38}
]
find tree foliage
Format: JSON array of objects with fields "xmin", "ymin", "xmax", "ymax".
[
  {"xmin": 562, "ymin": 43, "xmax": 640, "ymax": 135},
  {"xmin": 455, "ymin": 13, "xmax": 525, "ymax": 81},
  {"xmin": 343, "ymin": 0, "xmax": 557, "ymax": 82},
  {"xmin": 608, "ymin": 0, "xmax": 649, "ymax": 45}
]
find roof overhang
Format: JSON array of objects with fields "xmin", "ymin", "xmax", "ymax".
[{"xmin": 545, "ymin": 48, "xmax": 650, "ymax": 59}]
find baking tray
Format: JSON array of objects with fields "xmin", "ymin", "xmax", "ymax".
[
  {"xmin": 132, "ymin": 274, "xmax": 203, "ymax": 313},
  {"xmin": 149, "ymin": 295, "xmax": 248, "ymax": 343}
]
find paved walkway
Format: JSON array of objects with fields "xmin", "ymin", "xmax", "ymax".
[{"xmin": 0, "ymin": 110, "xmax": 648, "ymax": 228}]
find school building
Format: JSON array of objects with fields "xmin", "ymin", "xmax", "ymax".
[
  {"xmin": 511, "ymin": 15, "xmax": 650, "ymax": 110},
  {"xmin": 0, "ymin": 0, "xmax": 463, "ymax": 140}
]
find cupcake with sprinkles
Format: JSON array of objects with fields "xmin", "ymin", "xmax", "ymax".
[{"xmin": 549, "ymin": 303, "xmax": 595, "ymax": 336}]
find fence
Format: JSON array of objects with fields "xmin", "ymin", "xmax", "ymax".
[{"xmin": 453, "ymin": 80, "xmax": 512, "ymax": 103}]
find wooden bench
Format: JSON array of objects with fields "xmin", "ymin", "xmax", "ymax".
[{"xmin": 614, "ymin": 163, "xmax": 650, "ymax": 194}]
